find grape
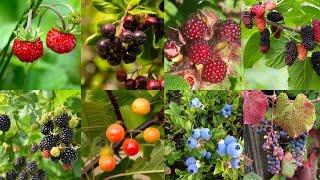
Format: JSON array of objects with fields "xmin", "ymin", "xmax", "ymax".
[
  {"xmin": 290, "ymin": 132, "xmax": 307, "ymax": 166},
  {"xmin": 263, "ymin": 131, "xmax": 284, "ymax": 174}
]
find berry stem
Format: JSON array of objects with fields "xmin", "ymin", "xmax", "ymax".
[
  {"xmin": 39, "ymin": 4, "xmax": 67, "ymax": 31},
  {"xmin": 105, "ymin": 91, "xmax": 126, "ymax": 130},
  {"xmin": 26, "ymin": 9, "xmax": 33, "ymax": 33},
  {"xmin": 266, "ymin": 20, "xmax": 299, "ymax": 33}
]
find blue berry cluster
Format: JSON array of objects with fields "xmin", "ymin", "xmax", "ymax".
[
  {"xmin": 220, "ymin": 104, "xmax": 232, "ymax": 118},
  {"xmin": 216, "ymin": 135, "xmax": 242, "ymax": 169},
  {"xmin": 185, "ymin": 157, "xmax": 198, "ymax": 174},
  {"xmin": 187, "ymin": 128, "xmax": 212, "ymax": 149},
  {"xmin": 189, "ymin": 98, "xmax": 204, "ymax": 109}
]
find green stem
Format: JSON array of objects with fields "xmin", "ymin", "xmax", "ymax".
[
  {"xmin": 105, "ymin": 170, "xmax": 165, "ymax": 179},
  {"xmin": 26, "ymin": 9, "xmax": 33, "ymax": 33},
  {"xmin": 39, "ymin": 5, "xmax": 66, "ymax": 30}
]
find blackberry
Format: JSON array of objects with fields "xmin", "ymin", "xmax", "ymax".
[
  {"xmin": 300, "ymin": 26, "xmax": 315, "ymax": 50},
  {"xmin": 51, "ymin": 155, "xmax": 61, "ymax": 163},
  {"xmin": 36, "ymin": 169, "xmax": 45, "ymax": 180},
  {"xmin": 54, "ymin": 113, "xmax": 71, "ymax": 128},
  {"xmin": 241, "ymin": 11, "xmax": 253, "ymax": 29},
  {"xmin": 6, "ymin": 170, "xmax": 17, "ymax": 180},
  {"xmin": 100, "ymin": 24, "xmax": 116, "ymax": 39},
  {"xmin": 14, "ymin": 156, "xmax": 26, "ymax": 169},
  {"xmin": 133, "ymin": 31, "xmax": 147, "ymax": 45},
  {"xmin": 61, "ymin": 147, "xmax": 77, "ymax": 165},
  {"xmin": 30, "ymin": 144, "xmax": 39, "ymax": 153},
  {"xmin": 41, "ymin": 121, "xmax": 53, "ymax": 135},
  {"xmin": 267, "ymin": 12, "xmax": 284, "ymax": 22},
  {"xmin": 0, "ymin": 114, "xmax": 11, "ymax": 132},
  {"xmin": 285, "ymin": 41, "xmax": 297, "ymax": 66},
  {"xmin": 260, "ymin": 29, "xmax": 270, "ymax": 53},
  {"xmin": 26, "ymin": 161, "xmax": 38, "ymax": 174},
  {"xmin": 124, "ymin": 79, "xmax": 136, "ymax": 90},
  {"xmin": 311, "ymin": 52, "xmax": 320, "ymax": 75},
  {"xmin": 40, "ymin": 134, "xmax": 57, "ymax": 150},
  {"xmin": 17, "ymin": 170, "xmax": 28, "ymax": 180},
  {"xmin": 60, "ymin": 127, "xmax": 74, "ymax": 144}
]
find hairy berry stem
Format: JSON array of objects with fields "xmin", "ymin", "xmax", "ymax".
[{"xmin": 39, "ymin": 5, "xmax": 66, "ymax": 30}]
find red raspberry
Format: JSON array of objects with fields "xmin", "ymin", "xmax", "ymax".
[
  {"xmin": 12, "ymin": 38, "xmax": 43, "ymax": 62},
  {"xmin": 312, "ymin": 19, "xmax": 320, "ymax": 42},
  {"xmin": 297, "ymin": 44, "xmax": 307, "ymax": 61},
  {"xmin": 216, "ymin": 20, "xmax": 240, "ymax": 45},
  {"xmin": 255, "ymin": 16, "xmax": 266, "ymax": 32},
  {"xmin": 182, "ymin": 14, "xmax": 208, "ymax": 40},
  {"xmin": 63, "ymin": 163, "xmax": 72, "ymax": 171},
  {"xmin": 46, "ymin": 28, "xmax": 76, "ymax": 54},
  {"xmin": 187, "ymin": 40, "xmax": 213, "ymax": 64},
  {"xmin": 263, "ymin": 1, "xmax": 277, "ymax": 11},
  {"xmin": 251, "ymin": 5, "xmax": 265, "ymax": 17},
  {"xmin": 202, "ymin": 58, "xmax": 227, "ymax": 83}
]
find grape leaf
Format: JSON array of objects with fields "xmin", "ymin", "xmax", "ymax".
[
  {"xmin": 274, "ymin": 93, "xmax": 316, "ymax": 138},
  {"xmin": 281, "ymin": 152, "xmax": 297, "ymax": 178},
  {"xmin": 243, "ymin": 91, "xmax": 269, "ymax": 125}
]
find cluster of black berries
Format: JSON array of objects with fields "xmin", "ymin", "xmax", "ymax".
[
  {"xmin": 96, "ymin": 14, "xmax": 164, "ymax": 66},
  {"xmin": 38, "ymin": 106, "xmax": 80, "ymax": 171},
  {"xmin": 116, "ymin": 69, "xmax": 164, "ymax": 90},
  {"xmin": 0, "ymin": 114, "xmax": 11, "ymax": 132},
  {"xmin": 2, "ymin": 156, "xmax": 45, "ymax": 180}
]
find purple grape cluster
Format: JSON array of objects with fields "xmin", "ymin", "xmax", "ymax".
[{"xmin": 289, "ymin": 132, "xmax": 307, "ymax": 166}]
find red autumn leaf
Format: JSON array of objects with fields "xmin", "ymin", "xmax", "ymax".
[{"xmin": 243, "ymin": 90, "xmax": 269, "ymax": 125}]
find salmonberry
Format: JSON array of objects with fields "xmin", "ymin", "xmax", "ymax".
[
  {"xmin": 146, "ymin": 80, "xmax": 161, "ymax": 90},
  {"xmin": 313, "ymin": 19, "xmax": 320, "ymax": 42},
  {"xmin": 202, "ymin": 59, "xmax": 227, "ymax": 83},
  {"xmin": 0, "ymin": 114, "xmax": 10, "ymax": 132},
  {"xmin": 311, "ymin": 52, "xmax": 320, "ymax": 75},
  {"xmin": 46, "ymin": 28, "xmax": 76, "ymax": 54},
  {"xmin": 216, "ymin": 20, "xmax": 241, "ymax": 45},
  {"xmin": 99, "ymin": 155, "xmax": 116, "ymax": 172},
  {"xmin": 41, "ymin": 121, "xmax": 54, "ymax": 135},
  {"xmin": 13, "ymin": 38, "xmax": 43, "ymax": 62},
  {"xmin": 60, "ymin": 127, "xmax": 74, "ymax": 144},
  {"xmin": 267, "ymin": 12, "xmax": 284, "ymax": 22},
  {"xmin": 100, "ymin": 24, "xmax": 116, "ymax": 39},
  {"xmin": 124, "ymin": 79, "xmax": 136, "ymax": 90},
  {"xmin": 61, "ymin": 147, "xmax": 77, "ymax": 165},
  {"xmin": 250, "ymin": 4, "xmax": 265, "ymax": 17},
  {"xmin": 143, "ymin": 127, "xmax": 160, "ymax": 143},
  {"xmin": 106, "ymin": 123, "xmax": 125, "ymax": 143},
  {"xmin": 54, "ymin": 113, "xmax": 71, "ymax": 128},
  {"xmin": 285, "ymin": 41, "xmax": 298, "ymax": 66},
  {"xmin": 241, "ymin": 11, "xmax": 253, "ymax": 29},
  {"xmin": 116, "ymin": 69, "xmax": 127, "ymax": 82},
  {"xmin": 187, "ymin": 40, "xmax": 213, "ymax": 64},
  {"xmin": 260, "ymin": 29, "xmax": 270, "ymax": 53},
  {"xmin": 26, "ymin": 161, "xmax": 38, "ymax": 174},
  {"xmin": 297, "ymin": 44, "xmax": 307, "ymax": 61},
  {"xmin": 135, "ymin": 76, "xmax": 147, "ymax": 89},
  {"xmin": 182, "ymin": 14, "xmax": 208, "ymax": 40},
  {"xmin": 300, "ymin": 25, "xmax": 315, "ymax": 51}
]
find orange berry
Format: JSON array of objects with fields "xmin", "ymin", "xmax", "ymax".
[
  {"xmin": 99, "ymin": 155, "xmax": 116, "ymax": 172},
  {"xmin": 131, "ymin": 98, "xmax": 151, "ymax": 115},
  {"xmin": 143, "ymin": 127, "xmax": 160, "ymax": 143},
  {"xmin": 100, "ymin": 145, "xmax": 114, "ymax": 157},
  {"xmin": 297, "ymin": 44, "xmax": 307, "ymax": 61},
  {"xmin": 106, "ymin": 123, "xmax": 125, "ymax": 143}
]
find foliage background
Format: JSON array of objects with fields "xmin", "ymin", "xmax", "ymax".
[
  {"xmin": 0, "ymin": 90, "xmax": 82, "ymax": 179},
  {"xmin": 0, "ymin": 0, "xmax": 80, "ymax": 90}
]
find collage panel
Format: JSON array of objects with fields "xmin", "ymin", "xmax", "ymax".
[
  {"xmin": 243, "ymin": 90, "xmax": 320, "ymax": 180},
  {"xmin": 241, "ymin": 1, "xmax": 320, "ymax": 90},
  {"xmin": 164, "ymin": 90, "xmax": 244, "ymax": 179},
  {"xmin": 81, "ymin": 90, "xmax": 165, "ymax": 179},
  {"xmin": 0, "ymin": 0, "xmax": 81, "ymax": 90},
  {"xmin": 81, "ymin": 0, "xmax": 164, "ymax": 90},
  {"xmin": 164, "ymin": 0, "xmax": 243, "ymax": 90},
  {"xmin": 0, "ymin": 90, "xmax": 81, "ymax": 179}
]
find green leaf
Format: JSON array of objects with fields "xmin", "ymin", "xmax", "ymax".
[
  {"xmin": 130, "ymin": 6, "xmax": 157, "ymax": 15},
  {"xmin": 281, "ymin": 152, "xmax": 297, "ymax": 178},
  {"xmin": 92, "ymin": 0, "xmax": 121, "ymax": 13},
  {"xmin": 244, "ymin": 172, "xmax": 263, "ymax": 180},
  {"xmin": 126, "ymin": 0, "xmax": 141, "ymax": 7},
  {"xmin": 164, "ymin": 74, "xmax": 190, "ymax": 90},
  {"xmin": 85, "ymin": 33, "xmax": 101, "ymax": 45},
  {"xmin": 243, "ymin": 32, "xmax": 263, "ymax": 69},
  {"xmin": 265, "ymin": 37, "xmax": 286, "ymax": 69}
]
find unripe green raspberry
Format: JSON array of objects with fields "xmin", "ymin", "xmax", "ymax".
[
  {"xmin": 69, "ymin": 115, "xmax": 80, "ymax": 129},
  {"xmin": 50, "ymin": 147, "xmax": 61, "ymax": 157},
  {"xmin": 54, "ymin": 105, "xmax": 68, "ymax": 117}
]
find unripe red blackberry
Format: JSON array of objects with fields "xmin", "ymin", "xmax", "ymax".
[
  {"xmin": 100, "ymin": 24, "xmax": 116, "ymax": 39},
  {"xmin": 311, "ymin": 51, "xmax": 320, "ymax": 75},
  {"xmin": 0, "ymin": 114, "xmax": 10, "ymax": 132},
  {"xmin": 241, "ymin": 11, "xmax": 253, "ymax": 29},
  {"xmin": 120, "ymin": 30, "xmax": 134, "ymax": 43},
  {"xmin": 182, "ymin": 14, "xmax": 208, "ymax": 40},
  {"xmin": 147, "ymin": 80, "xmax": 161, "ymax": 90},
  {"xmin": 285, "ymin": 41, "xmax": 297, "ymax": 66},
  {"xmin": 260, "ymin": 29, "xmax": 270, "ymax": 53},
  {"xmin": 300, "ymin": 25, "xmax": 315, "ymax": 51},
  {"xmin": 116, "ymin": 69, "xmax": 127, "ymax": 82},
  {"xmin": 250, "ymin": 4, "xmax": 265, "ymax": 17},
  {"xmin": 133, "ymin": 31, "xmax": 147, "ymax": 45},
  {"xmin": 124, "ymin": 79, "xmax": 136, "ymax": 90},
  {"xmin": 267, "ymin": 12, "xmax": 284, "ymax": 22},
  {"xmin": 187, "ymin": 40, "xmax": 213, "ymax": 64},
  {"xmin": 135, "ymin": 76, "xmax": 147, "ymax": 89}
]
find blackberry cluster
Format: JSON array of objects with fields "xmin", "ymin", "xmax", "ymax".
[
  {"xmin": 267, "ymin": 11, "xmax": 283, "ymax": 39},
  {"xmin": 241, "ymin": 11, "xmax": 253, "ymax": 29},
  {"xmin": 311, "ymin": 51, "xmax": 320, "ymax": 75},
  {"xmin": 289, "ymin": 132, "xmax": 307, "ymax": 166},
  {"xmin": 260, "ymin": 29, "xmax": 270, "ymax": 53},
  {"xmin": 285, "ymin": 41, "xmax": 297, "ymax": 66},
  {"xmin": 54, "ymin": 113, "xmax": 71, "ymax": 128},
  {"xmin": 96, "ymin": 14, "xmax": 163, "ymax": 66},
  {"xmin": 0, "ymin": 114, "xmax": 11, "ymax": 132},
  {"xmin": 4, "ymin": 157, "xmax": 45, "ymax": 180},
  {"xmin": 40, "ymin": 121, "xmax": 53, "ymax": 135},
  {"xmin": 300, "ymin": 25, "xmax": 315, "ymax": 51}
]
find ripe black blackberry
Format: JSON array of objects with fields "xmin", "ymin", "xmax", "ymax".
[
  {"xmin": 300, "ymin": 26, "xmax": 315, "ymax": 51},
  {"xmin": 40, "ymin": 134, "xmax": 57, "ymax": 150},
  {"xmin": 18, "ymin": 170, "xmax": 28, "ymax": 180},
  {"xmin": 14, "ymin": 156, "xmax": 26, "ymax": 169},
  {"xmin": 41, "ymin": 121, "xmax": 54, "ymax": 135},
  {"xmin": 26, "ymin": 161, "xmax": 38, "ymax": 174},
  {"xmin": 54, "ymin": 113, "xmax": 71, "ymax": 128},
  {"xmin": 60, "ymin": 127, "xmax": 74, "ymax": 144},
  {"xmin": 267, "ymin": 12, "xmax": 284, "ymax": 22},
  {"xmin": 0, "ymin": 114, "xmax": 11, "ymax": 132},
  {"xmin": 30, "ymin": 144, "xmax": 39, "ymax": 153},
  {"xmin": 241, "ymin": 11, "xmax": 253, "ymax": 29},
  {"xmin": 51, "ymin": 155, "xmax": 61, "ymax": 163},
  {"xmin": 311, "ymin": 52, "xmax": 320, "ymax": 75},
  {"xmin": 260, "ymin": 29, "xmax": 270, "ymax": 53},
  {"xmin": 6, "ymin": 170, "xmax": 17, "ymax": 180},
  {"xmin": 61, "ymin": 147, "xmax": 77, "ymax": 165},
  {"xmin": 36, "ymin": 169, "xmax": 45, "ymax": 180},
  {"xmin": 285, "ymin": 41, "xmax": 298, "ymax": 66}
]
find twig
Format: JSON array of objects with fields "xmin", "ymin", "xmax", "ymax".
[
  {"xmin": 106, "ymin": 91, "xmax": 125, "ymax": 129},
  {"xmin": 266, "ymin": 20, "xmax": 300, "ymax": 33}
]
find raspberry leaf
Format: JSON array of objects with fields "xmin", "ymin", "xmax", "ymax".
[
  {"xmin": 243, "ymin": 91, "xmax": 269, "ymax": 125},
  {"xmin": 164, "ymin": 75, "xmax": 190, "ymax": 90},
  {"xmin": 274, "ymin": 93, "xmax": 316, "ymax": 138}
]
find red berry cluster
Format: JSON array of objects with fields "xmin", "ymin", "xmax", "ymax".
[{"xmin": 96, "ymin": 14, "xmax": 164, "ymax": 66}]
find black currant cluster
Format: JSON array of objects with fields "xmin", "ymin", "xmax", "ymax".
[
  {"xmin": 289, "ymin": 132, "xmax": 307, "ymax": 167},
  {"xmin": 38, "ymin": 106, "xmax": 80, "ymax": 171},
  {"xmin": 116, "ymin": 69, "xmax": 164, "ymax": 90},
  {"xmin": 0, "ymin": 114, "xmax": 11, "ymax": 132},
  {"xmin": 96, "ymin": 14, "xmax": 164, "ymax": 66},
  {"xmin": 2, "ymin": 156, "xmax": 45, "ymax": 180}
]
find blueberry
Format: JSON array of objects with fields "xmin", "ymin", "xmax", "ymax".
[
  {"xmin": 185, "ymin": 157, "xmax": 196, "ymax": 166},
  {"xmin": 189, "ymin": 98, "xmax": 200, "ymax": 107},
  {"xmin": 226, "ymin": 109, "xmax": 232, "ymax": 116},
  {"xmin": 200, "ymin": 150, "xmax": 207, "ymax": 157},
  {"xmin": 187, "ymin": 164, "xmax": 198, "ymax": 174},
  {"xmin": 226, "ymin": 142, "xmax": 243, "ymax": 158},
  {"xmin": 187, "ymin": 137, "xmax": 198, "ymax": 149},
  {"xmin": 200, "ymin": 128, "xmax": 212, "ymax": 141},
  {"xmin": 205, "ymin": 152, "xmax": 212, "ymax": 160},
  {"xmin": 224, "ymin": 135, "xmax": 237, "ymax": 146},
  {"xmin": 231, "ymin": 158, "xmax": 241, "ymax": 169},
  {"xmin": 220, "ymin": 108, "xmax": 228, "ymax": 117},
  {"xmin": 217, "ymin": 142, "xmax": 227, "ymax": 156},
  {"xmin": 192, "ymin": 128, "xmax": 201, "ymax": 139},
  {"xmin": 224, "ymin": 104, "xmax": 232, "ymax": 111}
]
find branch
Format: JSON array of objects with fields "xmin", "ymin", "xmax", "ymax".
[
  {"xmin": 106, "ymin": 91, "xmax": 125, "ymax": 129},
  {"xmin": 266, "ymin": 19, "xmax": 300, "ymax": 33}
]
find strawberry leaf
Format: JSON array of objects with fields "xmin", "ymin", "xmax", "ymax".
[
  {"xmin": 274, "ymin": 93, "xmax": 316, "ymax": 138},
  {"xmin": 243, "ymin": 91, "xmax": 269, "ymax": 125}
]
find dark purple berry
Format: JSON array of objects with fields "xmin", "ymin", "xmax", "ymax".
[
  {"xmin": 133, "ymin": 31, "xmax": 147, "ymax": 45},
  {"xmin": 110, "ymin": 37, "xmax": 122, "ymax": 52},
  {"xmin": 300, "ymin": 25, "xmax": 315, "ymax": 51},
  {"xmin": 311, "ymin": 51, "xmax": 320, "ymax": 75},
  {"xmin": 241, "ymin": 11, "xmax": 253, "ymax": 29},
  {"xmin": 135, "ymin": 76, "xmax": 147, "ymax": 89},
  {"xmin": 120, "ymin": 30, "xmax": 134, "ymax": 43},
  {"xmin": 122, "ymin": 53, "xmax": 136, "ymax": 64},
  {"xmin": 123, "ymin": 15, "xmax": 138, "ymax": 31},
  {"xmin": 106, "ymin": 53, "xmax": 122, "ymax": 66},
  {"xmin": 145, "ymin": 16, "xmax": 157, "ymax": 26},
  {"xmin": 124, "ymin": 79, "xmax": 136, "ymax": 90},
  {"xmin": 96, "ymin": 38, "xmax": 110, "ymax": 53},
  {"xmin": 100, "ymin": 24, "xmax": 116, "ymax": 39},
  {"xmin": 127, "ymin": 44, "xmax": 142, "ymax": 55},
  {"xmin": 267, "ymin": 12, "xmax": 284, "ymax": 22},
  {"xmin": 260, "ymin": 29, "xmax": 270, "ymax": 53},
  {"xmin": 116, "ymin": 69, "xmax": 127, "ymax": 82},
  {"xmin": 285, "ymin": 41, "xmax": 297, "ymax": 66}
]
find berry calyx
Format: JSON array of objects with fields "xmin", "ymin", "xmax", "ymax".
[
  {"xmin": 100, "ymin": 24, "xmax": 116, "ymax": 39},
  {"xmin": 106, "ymin": 123, "xmax": 125, "ymax": 143},
  {"xmin": 202, "ymin": 58, "xmax": 227, "ymax": 83},
  {"xmin": 182, "ymin": 14, "xmax": 208, "ymax": 40},
  {"xmin": 122, "ymin": 138, "xmax": 140, "ymax": 156},
  {"xmin": 13, "ymin": 38, "xmax": 43, "ymax": 62},
  {"xmin": 99, "ymin": 155, "xmax": 116, "ymax": 172},
  {"xmin": 46, "ymin": 28, "xmax": 76, "ymax": 54},
  {"xmin": 143, "ymin": 127, "xmax": 160, "ymax": 143},
  {"xmin": 132, "ymin": 98, "xmax": 151, "ymax": 115},
  {"xmin": 187, "ymin": 40, "xmax": 213, "ymax": 64}
]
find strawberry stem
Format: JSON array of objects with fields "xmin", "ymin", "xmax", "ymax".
[
  {"xmin": 39, "ymin": 4, "xmax": 66, "ymax": 31},
  {"xmin": 26, "ymin": 9, "xmax": 33, "ymax": 33}
]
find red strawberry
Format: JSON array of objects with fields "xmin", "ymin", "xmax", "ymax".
[
  {"xmin": 13, "ymin": 38, "xmax": 43, "ymax": 62},
  {"xmin": 216, "ymin": 20, "xmax": 241, "ymax": 45},
  {"xmin": 202, "ymin": 58, "xmax": 227, "ymax": 83},
  {"xmin": 187, "ymin": 40, "xmax": 213, "ymax": 64},
  {"xmin": 297, "ymin": 44, "xmax": 307, "ymax": 61},
  {"xmin": 312, "ymin": 19, "xmax": 320, "ymax": 42},
  {"xmin": 46, "ymin": 28, "xmax": 76, "ymax": 54},
  {"xmin": 255, "ymin": 16, "xmax": 266, "ymax": 32},
  {"xmin": 250, "ymin": 4, "xmax": 265, "ymax": 17},
  {"xmin": 182, "ymin": 14, "xmax": 208, "ymax": 40}
]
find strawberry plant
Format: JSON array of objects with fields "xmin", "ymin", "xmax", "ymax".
[
  {"xmin": 81, "ymin": 90, "xmax": 165, "ymax": 179},
  {"xmin": 164, "ymin": 90, "xmax": 244, "ymax": 179},
  {"xmin": 164, "ymin": 0, "xmax": 244, "ymax": 90},
  {"xmin": 242, "ymin": 0, "xmax": 320, "ymax": 89},
  {"xmin": 0, "ymin": 90, "xmax": 81, "ymax": 179},
  {"xmin": 82, "ymin": 0, "xmax": 164, "ymax": 90},
  {"xmin": 243, "ymin": 90, "xmax": 320, "ymax": 179},
  {"xmin": 0, "ymin": 0, "xmax": 80, "ymax": 89}
]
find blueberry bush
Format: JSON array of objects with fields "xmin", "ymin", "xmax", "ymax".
[{"xmin": 164, "ymin": 90, "xmax": 244, "ymax": 179}]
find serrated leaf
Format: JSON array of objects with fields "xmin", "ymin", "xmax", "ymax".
[
  {"xmin": 129, "ymin": 6, "xmax": 157, "ymax": 15},
  {"xmin": 265, "ymin": 37, "xmax": 286, "ymax": 69},
  {"xmin": 243, "ymin": 91, "xmax": 269, "ymax": 125},
  {"xmin": 243, "ymin": 32, "xmax": 263, "ymax": 69},
  {"xmin": 164, "ymin": 74, "xmax": 190, "ymax": 90},
  {"xmin": 85, "ymin": 33, "xmax": 101, "ymax": 45},
  {"xmin": 126, "ymin": 0, "xmax": 141, "ymax": 7},
  {"xmin": 274, "ymin": 93, "xmax": 316, "ymax": 138}
]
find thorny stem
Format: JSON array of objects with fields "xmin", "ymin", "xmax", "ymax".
[{"xmin": 39, "ymin": 5, "xmax": 66, "ymax": 30}]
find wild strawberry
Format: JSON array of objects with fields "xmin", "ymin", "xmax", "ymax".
[
  {"xmin": 215, "ymin": 20, "xmax": 240, "ymax": 45},
  {"xmin": 250, "ymin": 4, "xmax": 265, "ymax": 17},
  {"xmin": 13, "ymin": 38, "xmax": 43, "ymax": 62},
  {"xmin": 182, "ymin": 14, "xmax": 208, "ymax": 40},
  {"xmin": 187, "ymin": 40, "xmax": 213, "ymax": 64},
  {"xmin": 255, "ymin": 16, "xmax": 266, "ymax": 32},
  {"xmin": 297, "ymin": 44, "xmax": 307, "ymax": 61},
  {"xmin": 312, "ymin": 19, "xmax": 320, "ymax": 42},
  {"xmin": 46, "ymin": 28, "xmax": 76, "ymax": 54},
  {"xmin": 263, "ymin": 1, "xmax": 277, "ymax": 11},
  {"xmin": 202, "ymin": 58, "xmax": 227, "ymax": 83}
]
